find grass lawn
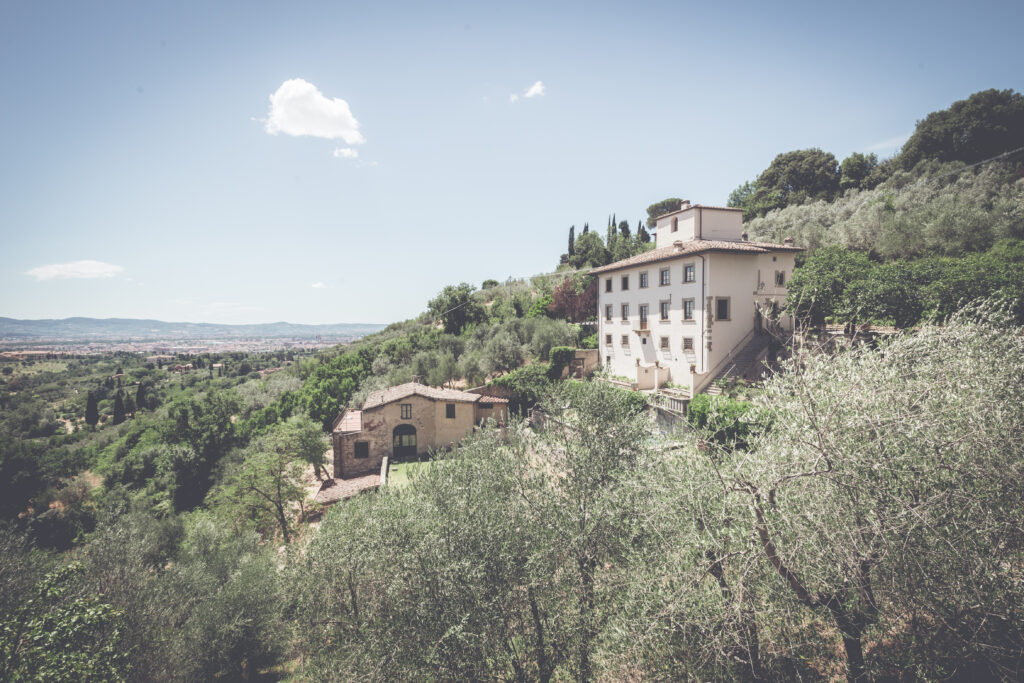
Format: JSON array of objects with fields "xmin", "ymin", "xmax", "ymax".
[{"xmin": 386, "ymin": 460, "xmax": 432, "ymax": 489}]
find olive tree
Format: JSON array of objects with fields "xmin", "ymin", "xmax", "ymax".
[{"xmin": 693, "ymin": 302, "xmax": 1024, "ymax": 681}]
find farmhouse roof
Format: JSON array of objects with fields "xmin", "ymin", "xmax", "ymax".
[
  {"xmin": 589, "ymin": 238, "xmax": 803, "ymax": 275},
  {"xmin": 361, "ymin": 382, "xmax": 508, "ymax": 410}
]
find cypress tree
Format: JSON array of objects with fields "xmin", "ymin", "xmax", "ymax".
[
  {"xmin": 85, "ymin": 391, "xmax": 99, "ymax": 427},
  {"xmin": 568, "ymin": 225, "xmax": 575, "ymax": 256},
  {"xmin": 582, "ymin": 222, "xmax": 589, "ymax": 235},
  {"xmin": 135, "ymin": 382, "xmax": 146, "ymax": 412},
  {"xmin": 619, "ymin": 220, "xmax": 631, "ymax": 239},
  {"xmin": 113, "ymin": 392, "xmax": 125, "ymax": 425}
]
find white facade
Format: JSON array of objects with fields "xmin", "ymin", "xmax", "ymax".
[{"xmin": 594, "ymin": 203, "xmax": 800, "ymax": 394}]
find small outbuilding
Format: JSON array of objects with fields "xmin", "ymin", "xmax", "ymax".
[{"xmin": 331, "ymin": 382, "xmax": 508, "ymax": 478}]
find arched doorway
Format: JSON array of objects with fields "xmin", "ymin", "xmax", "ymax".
[{"xmin": 393, "ymin": 424, "xmax": 417, "ymax": 460}]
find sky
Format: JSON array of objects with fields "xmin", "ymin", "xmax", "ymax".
[{"xmin": 1, "ymin": 0, "xmax": 1022, "ymax": 325}]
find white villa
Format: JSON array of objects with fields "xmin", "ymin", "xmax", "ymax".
[{"xmin": 591, "ymin": 200, "xmax": 803, "ymax": 395}]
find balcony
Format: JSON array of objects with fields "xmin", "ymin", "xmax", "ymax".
[{"xmin": 633, "ymin": 320, "xmax": 650, "ymax": 334}]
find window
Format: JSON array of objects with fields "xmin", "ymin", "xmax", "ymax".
[
  {"xmin": 621, "ymin": 275, "xmax": 629, "ymax": 291},
  {"xmin": 639, "ymin": 304, "xmax": 648, "ymax": 323},
  {"xmin": 659, "ymin": 268, "xmax": 670, "ymax": 286},
  {"xmin": 775, "ymin": 270, "xmax": 785, "ymax": 286},
  {"xmin": 716, "ymin": 297, "xmax": 730, "ymax": 321},
  {"xmin": 683, "ymin": 337, "xmax": 694, "ymax": 351},
  {"xmin": 606, "ymin": 355, "xmax": 611, "ymax": 365},
  {"xmin": 671, "ymin": 216, "xmax": 678, "ymax": 232},
  {"xmin": 605, "ymin": 278, "xmax": 612, "ymax": 292},
  {"xmin": 683, "ymin": 299, "xmax": 695, "ymax": 321},
  {"xmin": 659, "ymin": 336, "xmax": 669, "ymax": 350},
  {"xmin": 660, "ymin": 300, "xmax": 670, "ymax": 320},
  {"xmin": 605, "ymin": 334, "xmax": 612, "ymax": 345},
  {"xmin": 605, "ymin": 304, "xmax": 612, "ymax": 321},
  {"xmin": 684, "ymin": 264, "xmax": 695, "ymax": 283},
  {"xmin": 621, "ymin": 335, "xmax": 629, "ymax": 346},
  {"xmin": 354, "ymin": 441, "xmax": 369, "ymax": 459},
  {"xmin": 639, "ymin": 271, "xmax": 648, "ymax": 288},
  {"xmin": 400, "ymin": 403, "xmax": 412, "ymax": 419},
  {"xmin": 621, "ymin": 303, "xmax": 629, "ymax": 320},
  {"xmin": 445, "ymin": 403, "xmax": 456, "ymax": 419}
]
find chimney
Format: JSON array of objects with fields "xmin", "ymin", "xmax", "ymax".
[
  {"xmin": 673, "ymin": 240, "xmax": 685, "ymax": 253},
  {"xmin": 783, "ymin": 236, "xmax": 794, "ymax": 246},
  {"xmin": 681, "ymin": 200, "xmax": 691, "ymax": 209}
]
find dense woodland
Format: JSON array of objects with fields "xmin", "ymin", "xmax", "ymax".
[{"xmin": 2, "ymin": 89, "xmax": 1023, "ymax": 681}]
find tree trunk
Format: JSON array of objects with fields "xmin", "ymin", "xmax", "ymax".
[
  {"xmin": 826, "ymin": 600, "xmax": 867, "ymax": 683},
  {"xmin": 577, "ymin": 556, "xmax": 595, "ymax": 683}
]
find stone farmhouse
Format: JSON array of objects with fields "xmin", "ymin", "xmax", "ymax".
[
  {"xmin": 592, "ymin": 201, "xmax": 803, "ymax": 395},
  {"xmin": 331, "ymin": 383, "xmax": 509, "ymax": 478}
]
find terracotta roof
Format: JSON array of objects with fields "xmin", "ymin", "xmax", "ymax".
[
  {"xmin": 361, "ymin": 382, "xmax": 508, "ymax": 410},
  {"xmin": 589, "ymin": 239, "xmax": 803, "ymax": 275},
  {"xmin": 313, "ymin": 474, "xmax": 380, "ymax": 505},
  {"xmin": 335, "ymin": 410, "xmax": 363, "ymax": 434}
]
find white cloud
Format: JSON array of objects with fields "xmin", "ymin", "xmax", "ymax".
[
  {"xmin": 509, "ymin": 81, "xmax": 545, "ymax": 103},
  {"xmin": 332, "ymin": 147, "xmax": 358, "ymax": 159},
  {"xmin": 27, "ymin": 260, "xmax": 123, "ymax": 280},
  {"xmin": 265, "ymin": 78, "xmax": 365, "ymax": 144},
  {"xmin": 523, "ymin": 80, "xmax": 545, "ymax": 98},
  {"xmin": 311, "ymin": 282, "xmax": 327, "ymax": 289},
  {"xmin": 865, "ymin": 133, "xmax": 910, "ymax": 153}
]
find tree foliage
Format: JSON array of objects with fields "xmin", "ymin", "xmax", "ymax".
[
  {"xmin": 899, "ymin": 88, "xmax": 1024, "ymax": 170},
  {"xmin": 645, "ymin": 197, "xmax": 683, "ymax": 227},
  {"xmin": 0, "ymin": 562, "xmax": 130, "ymax": 682},
  {"xmin": 427, "ymin": 282, "xmax": 486, "ymax": 335}
]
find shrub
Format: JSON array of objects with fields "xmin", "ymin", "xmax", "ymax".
[{"xmin": 489, "ymin": 364, "xmax": 552, "ymax": 414}]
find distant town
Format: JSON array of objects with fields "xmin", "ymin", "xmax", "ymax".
[
  {"xmin": 0, "ymin": 334, "xmax": 368, "ymax": 359},
  {"xmin": 0, "ymin": 317, "xmax": 385, "ymax": 358}
]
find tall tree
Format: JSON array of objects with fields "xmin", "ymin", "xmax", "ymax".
[
  {"xmin": 618, "ymin": 220, "xmax": 631, "ymax": 239},
  {"xmin": 134, "ymin": 382, "xmax": 146, "ymax": 413},
  {"xmin": 85, "ymin": 391, "xmax": 99, "ymax": 427},
  {"xmin": 215, "ymin": 416, "xmax": 326, "ymax": 543},
  {"xmin": 112, "ymin": 392, "xmax": 125, "ymax": 425},
  {"xmin": 637, "ymin": 220, "xmax": 650, "ymax": 243},
  {"xmin": 568, "ymin": 225, "xmax": 575, "ymax": 256}
]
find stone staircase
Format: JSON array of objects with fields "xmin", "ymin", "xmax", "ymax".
[{"xmin": 703, "ymin": 335, "xmax": 770, "ymax": 395}]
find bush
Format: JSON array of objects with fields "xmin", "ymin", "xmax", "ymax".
[
  {"xmin": 686, "ymin": 394, "xmax": 763, "ymax": 449},
  {"xmin": 489, "ymin": 364, "xmax": 552, "ymax": 414}
]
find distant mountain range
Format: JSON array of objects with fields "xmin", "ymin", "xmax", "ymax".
[{"xmin": 0, "ymin": 317, "xmax": 386, "ymax": 340}]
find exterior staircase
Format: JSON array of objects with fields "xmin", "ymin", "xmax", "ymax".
[{"xmin": 703, "ymin": 335, "xmax": 770, "ymax": 395}]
